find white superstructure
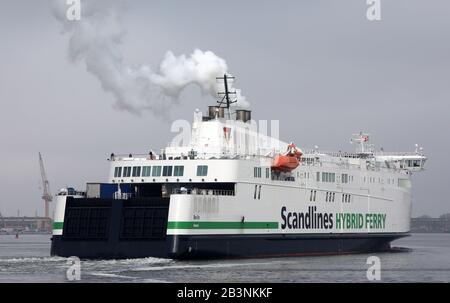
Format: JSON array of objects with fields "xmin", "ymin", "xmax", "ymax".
[{"xmin": 101, "ymin": 114, "xmax": 426, "ymax": 236}]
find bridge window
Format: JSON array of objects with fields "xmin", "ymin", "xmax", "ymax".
[
  {"xmin": 162, "ymin": 166, "xmax": 173, "ymax": 177},
  {"xmin": 132, "ymin": 166, "xmax": 141, "ymax": 177},
  {"xmin": 197, "ymin": 165, "xmax": 208, "ymax": 176},
  {"xmin": 174, "ymin": 165, "xmax": 184, "ymax": 177},
  {"xmin": 152, "ymin": 166, "xmax": 161, "ymax": 177},
  {"xmin": 142, "ymin": 166, "xmax": 151, "ymax": 177},
  {"xmin": 407, "ymin": 160, "xmax": 421, "ymax": 167},
  {"xmin": 114, "ymin": 167, "xmax": 122, "ymax": 178}
]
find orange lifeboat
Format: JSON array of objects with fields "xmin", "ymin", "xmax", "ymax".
[
  {"xmin": 271, "ymin": 142, "xmax": 303, "ymax": 172},
  {"xmin": 272, "ymin": 155, "xmax": 300, "ymax": 172}
]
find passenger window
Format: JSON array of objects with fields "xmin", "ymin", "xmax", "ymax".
[
  {"xmin": 114, "ymin": 167, "xmax": 122, "ymax": 178},
  {"xmin": 123, "ymin": 167, "xmax": 131, "ymax": 177},
  {"xmin": 174, "ymin": 166, "xmax": 184, "ymax": 176},
  {"xmin": 152, "ymin": 166, "xmax": 162, "ymax": 177},
  {"xmin": 142, "ymin": 166, "xmax": 151, "ymax": 177},
  {"xmin": 132, "ymin": 166, "xmax": 141, "ymax": 177},
  {"xmin": 197, "ymin": 165, "xmax": 208, "ymax": 176},
  {"xmin": 162, "ymin": 166, "xmax": 173, "ymax": 177}
]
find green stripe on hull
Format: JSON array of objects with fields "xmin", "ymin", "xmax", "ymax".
[
  {"xmin": 53, "ymin": 222, "xmax": 64, "ymax": 230},
  {"xmin": 167, "ymin": 221, "xmax": 279, "ymax": 230}
]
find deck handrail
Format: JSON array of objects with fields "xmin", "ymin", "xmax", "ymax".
[{"xmin": 171, "ymin": 188, "xmax": 235, "ymax": 196}]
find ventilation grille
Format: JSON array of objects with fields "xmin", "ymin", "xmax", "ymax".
[
  {"xmin": 63, "ymin": 207, "xmax": 110, "ymax": 240},
  {"xmin": 120, "ymin": 206, "xmax": 169, "ymax": 240}
]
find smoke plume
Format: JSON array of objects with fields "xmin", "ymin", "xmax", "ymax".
[{"xmin": 50, "ymin": 0, "xmax": 249, "ymax": 116}]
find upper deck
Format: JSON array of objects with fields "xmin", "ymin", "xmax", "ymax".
[{"xmin": 106, "ymin": 77, "xmax": 426, "ymax": 187}]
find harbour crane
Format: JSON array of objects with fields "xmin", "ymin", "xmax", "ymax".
[{"xmin": 38, "ymin": 152, "xmax": 52, "ymax": 219}]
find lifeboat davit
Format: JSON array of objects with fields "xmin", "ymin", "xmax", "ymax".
[{"xmin": 271, "ymin": 142, "xmax": 303, "ymax": 172}]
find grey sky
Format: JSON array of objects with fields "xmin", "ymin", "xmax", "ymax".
[{"xmin": 0, "ymin": 0, "xmax": 449, "ymax": 217}]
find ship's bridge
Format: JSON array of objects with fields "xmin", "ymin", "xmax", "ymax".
[{"xmin": 374, "ymin": 152, "xmax": 427, "ymax": 172}]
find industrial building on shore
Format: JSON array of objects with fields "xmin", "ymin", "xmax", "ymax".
[
  {"xmin": 410, "ymin": 214, "xmax": 450, "ymax": 233},
  {"xmin": 0, "ymin": 216, "xmax": 52, "ymax": 234}
]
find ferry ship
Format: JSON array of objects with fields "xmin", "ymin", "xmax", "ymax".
[{"xmin": 50, "ymin": 75, "xmax": 427, "ymax": 259}]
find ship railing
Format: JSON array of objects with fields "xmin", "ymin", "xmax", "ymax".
[
  {"xmin": 171, "ymin": 188, "xmax": 235, "ymax": 196},
  {"xmin": 110, "ymin": 152, "xmax": 275, "ymax": 161},
  {"xmin": 110, "ymin": 154, "xmax": 159, "ymax": 161},
  {"xmin": 303, "ymin": 150, "xmax": 425, "ymax": 158},
  {"xmin": 57, "ymin": 190, "xmax": 86, "ymax": 197},
  {"xmin": 303, "ymin": 150, "xmax": 373, "ymax": 159},
  {"xmin": 113, "ymin": 192, "xmax": 133, "ymax": 200},
  {"xmin": 374, "ymin": 151, "xmax": 424, "ymax": 157}
]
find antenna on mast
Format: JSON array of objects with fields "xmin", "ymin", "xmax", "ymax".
[
  {"xmin": 350, "ymin": 131, "xmax": 373, "ymax": 154},
  {"xmin": 216, "ymin": 74, "xmax": 237, "ymax": 118}
]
